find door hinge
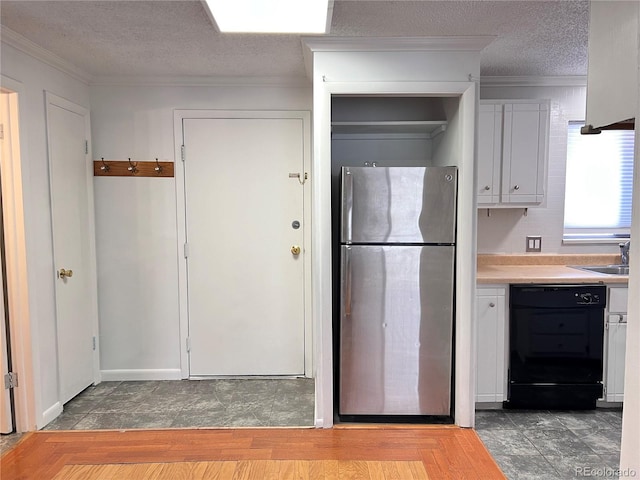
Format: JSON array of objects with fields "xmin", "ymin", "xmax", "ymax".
[
  {"xmin": 0, "ymin": 124, "xmax": 4, "ymax": 140},
  {"xmin": 4, "ymin": 372, "xmax": 18, "ymax": 390},
  {"xmin": 603, "ymin": 386, "xmax": 607, "ymax": 396},
  {"xmin": 184, "ymin": 242, "xmax": 189, "ymax": 258},
  {"xmin": 93, "ymin": 336, "xmax": 97, "ymax": 351},
  {"xmin": 186, "ymin": 337, "xmax": 191, "ymax": 353},
  {"xmin": 85, "ymin": 140, "xmax": 89, "ymax": 155},
  {"xmin": 181, "ymin": 145, "xmax": 185, "ymax": 162},
  {"xmin": 605, "ymin": 319, "xmax": 609, "ymax": 330}
]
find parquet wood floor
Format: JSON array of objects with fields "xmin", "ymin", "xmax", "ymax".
[
  {"xmin": 1, "ymin": 427, "xmax": 506, "ymax": 480},
  {"xmin": 52, "ymin": 460, "xmax": 430, "ymax": 479}
]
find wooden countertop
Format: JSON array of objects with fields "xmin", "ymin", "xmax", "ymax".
[{"xmin": 477, "ymin": 254, "xmax": 629, "ymax": 285}]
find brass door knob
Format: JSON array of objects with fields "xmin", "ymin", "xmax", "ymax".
[
  {"xmin": 59, "ymin": 268, "xmax": 73, "ymax": 279},
  {"xmin": 291, "ymin": 245, "xmax": 301, "ymax": 256}
]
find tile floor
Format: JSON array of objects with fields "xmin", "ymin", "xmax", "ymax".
[
  {"xmin": 476, "ymin": 408, "xmax": 623, "ymax": 480},
  {"xmin": 1, "ymin": 378, "xmax": 314, "ymax": 454},
  {"xmin": 0, "ymin": 432, "xmax": 23, "ymax": 454},
  {"xmin": 41, "ymin": 378, "xmax": 316, "ymax": 431},
  {"xmin": 0, "ymin": 378, "xmax": 315, "ymax": 453}
]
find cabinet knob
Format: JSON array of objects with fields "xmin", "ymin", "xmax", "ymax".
[
  {"xmin": 513, "ymin": 185, "xmax": 520, "ymax": 190},
  {"xmin": 489, "ymin": 302, "xmax": 495, "ymax": 308},
  {"xmin": 484, "ymin": 185, "xmax": 490, "ymax": 191}
]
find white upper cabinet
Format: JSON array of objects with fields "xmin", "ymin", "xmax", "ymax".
[
  {"xmin": 585, "ymin": 1, "xmax": 638, "ymax": 130},
  {"xmin": 477, "ymin": 103, "xmax": 502, "ymax": 204},
  {"xmin": 477, "ymin": 100, "xmax": 550, "ymax": 207}
]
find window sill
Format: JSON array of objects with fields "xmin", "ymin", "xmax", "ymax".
[{"xmin": 563, "ymin": 236, "xmax": 630, "ymax": 245}]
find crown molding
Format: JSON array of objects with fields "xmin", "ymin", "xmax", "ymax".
[
  {"xmin": 90, "ymin": 75, "xmax": 312, "ymax": 88},
  {"xmin": 302, "ymin": 36, "xmax": 496, "ymax": 53},
  {"xmin": 301, "ymin": 35, "xmax": 495, "ymax": 79},
  {"xmin": 480, "ymin": 75, "xmax": 587, "ymax": 87},
  {"xmin": 1, "ymin": 27, "xmax": 92, "ymax": 84}
]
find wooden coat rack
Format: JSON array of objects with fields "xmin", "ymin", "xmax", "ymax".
[{"xmin": 93, "ymin": 158, "xmax": 174, "ymax": 178}]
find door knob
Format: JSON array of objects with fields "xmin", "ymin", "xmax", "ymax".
[
  {"xmin": 291, "ymin": 245, "xmax": 301, "ymax": 256},
  {"xmin": 59, "ymin": 268, "xmax": 73, "ymax": 279}
]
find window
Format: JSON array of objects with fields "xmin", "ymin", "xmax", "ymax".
[{"xmin": 563, "ymin": 122, "xmax": 635, "ymax": 243}]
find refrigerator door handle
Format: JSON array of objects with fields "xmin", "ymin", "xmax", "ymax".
[
  {"xmin": 343, "ymin": 247, "xmax": 352, "ymax": 317},
  {"xmin": 342, "ymin": 169, "xmax": 353, "ymax": 244}
]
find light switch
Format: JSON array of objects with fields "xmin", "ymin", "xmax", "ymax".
[{"xmin": 526, "ymin": 235, "xmax": 542, "ymax": 252}]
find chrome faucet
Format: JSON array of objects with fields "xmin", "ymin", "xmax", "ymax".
[{"xmin": 620, "ymin": 241, "xmax": 630, "ymax": 265}]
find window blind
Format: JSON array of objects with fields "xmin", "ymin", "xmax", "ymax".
[{"xmin": 564, "ymin": 121, "xmax": 635, "ymax": 239}]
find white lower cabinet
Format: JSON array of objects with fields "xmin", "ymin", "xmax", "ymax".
[
  {"xmin": 476, "ymin": 287, "xmax": 507, "ymax": 403},
  {"xmin": 604, "ymin": 286, "xmax": 628, "ymax": 402},
  {"xmin": 605, "ymin": 316, "xmax": 626, "ymax": 402}
]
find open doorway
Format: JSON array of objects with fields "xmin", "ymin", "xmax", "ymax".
[
  {"xmin": 0, "ymin": 79, "xmax": 36, "ymax": 443},
  {"xmin": 1, "ymin": 181, "xmax": 16, "ymax": 435}
]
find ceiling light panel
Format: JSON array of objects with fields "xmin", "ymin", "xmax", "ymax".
[{"xmin": 205, "ymin": 0, "xmax": 330, "ymax": 34}]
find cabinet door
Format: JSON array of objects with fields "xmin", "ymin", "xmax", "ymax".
[
  {"xmin": 501, "ymin": 103, "xmax": 549, "ymax": 204},
  {"xmin": 608, "ymin": 287, "xmax": 628, "ymax": 313},
  {"xmin": 477, "ymin": 103, "xmax": 502, "ymax": 205},
  {"xmin": 476, "ymin": 290, "xmax": 506, "ymax": 402},
  {"xmin": 606, "ymin": 315, "xmax": 626, "ymax": 402}
]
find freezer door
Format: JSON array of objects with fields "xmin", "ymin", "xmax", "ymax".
[
  {"xmin": 339, "ymin": 245, "xmax": 454, "ymax": 416},
  {"xmin": 341, "ymin": 166, "xmax": 457, "ymax": 244}
]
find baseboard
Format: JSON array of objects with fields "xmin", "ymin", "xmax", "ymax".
[
  {"xmin": 475, "ymin": 401, "xmax": 504, "ymax": 410},
  {"xmin": 41, "ymin": 402, "xmax": 63, "ymax": 429},
  {"xmin": 476, "ymin": 395, "xmax": 503, "ymax": 403},
  {"xmin": 100, "ymin": 369, "xmax": 182, "ymax": 381}
]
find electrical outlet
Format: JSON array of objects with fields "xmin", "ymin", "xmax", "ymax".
[{"xmin": 526, "ymin": 235, "xmax": 542, "ymax": 252}]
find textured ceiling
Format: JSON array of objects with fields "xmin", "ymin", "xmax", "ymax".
[{"xmin": 0, "ymin": 0, "xmax": 590, "ymax": 80}]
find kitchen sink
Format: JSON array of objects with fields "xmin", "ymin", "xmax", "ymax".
[{"xmin": 571, "ymin": 265, "xmax": 630, "ymax": 275}]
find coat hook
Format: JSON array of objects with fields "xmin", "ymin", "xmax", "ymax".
[
  {"xmin": 127, "ymin": 158, "xmax": 138, "ymax": 174},
  {"xmin": 100, "ymin": 157, "xmax": 110, "ymax": 172},
  {"xmin": 154, "ymin": 158, "xmax": 162, "ymax": 174}
]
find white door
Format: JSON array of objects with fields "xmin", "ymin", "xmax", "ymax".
[
  {"xmin": 46, "ymin": 93, "xmax": 97, "ymax": 404},
  {"xmin": 183, "ymin": 116, "xmax": 305, "ymax": 376}
]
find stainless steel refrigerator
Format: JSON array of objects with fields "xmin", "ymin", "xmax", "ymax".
[{"xmin": 339, "ymin": 166, "xmax": 457, "ymax": 416}]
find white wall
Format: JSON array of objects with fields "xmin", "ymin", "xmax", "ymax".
[
  {"xmin": 89, "ymin": 84, "xmax": 311, "ymax": 379},
  {"xmin": 477, "ymin": 83, "xmax": 620, "ymax": 255},
  {"xmin": 0, "ymin": 43, "xmax": 91, "ymax": 428}
]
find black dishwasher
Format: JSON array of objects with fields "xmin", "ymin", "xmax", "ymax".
[{"xmin": 506, "ymin": 285, "xmax": 606, "ymax": 410}]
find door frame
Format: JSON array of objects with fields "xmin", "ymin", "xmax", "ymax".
[
  {"xmin": 311, "ymin": 81, "xmax": 478, "ymax": 428},
  {"xmin": 0, "ymin": 75, "xmax": 37, "ymax": 432},
  {"xmin": 45, "ymin": 92, "xmax": 101, "ymax": 399},
  {"xmin": 173, "ymin": 110, "xmax": 313, "ymax": 379}
]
